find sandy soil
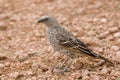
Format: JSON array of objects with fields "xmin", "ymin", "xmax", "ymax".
[{"xmin": 0, "ymin": 0, "xmax": 120, "ymax": 80}]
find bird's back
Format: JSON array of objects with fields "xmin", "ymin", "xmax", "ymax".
[{"xmin": 46, "ymin": 25, "xmax": 75, "ymax": 51}]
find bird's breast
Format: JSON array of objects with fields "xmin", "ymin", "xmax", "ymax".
[{"xmin": 46, "ymin": 28, "xmax": 61, "ymax": 51}]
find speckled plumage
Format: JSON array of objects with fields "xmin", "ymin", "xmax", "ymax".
[
  {"xmin": 37, "ymin": 15, "xmax": 113, "ymax": 72},
  {"xmin": 46, "ymin": 24, "xmax": 77, "ymax": 58}
]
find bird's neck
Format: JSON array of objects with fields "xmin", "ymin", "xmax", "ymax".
[
  {"xmin": 46, "ymin": 23, "xmax": 61, "ymax": 33},
  {"xmin": 46, "ymin": 21, "xmax": 60, "ymax": 27}
]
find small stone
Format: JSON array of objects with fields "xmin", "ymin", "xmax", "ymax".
[
  {"xmin": 51, "ymin": 75, "xmax": 60, "ymax": 80},
  {"xmin": 32, "ymin": 62, "xmax": 40, "ymax": 71},
  {"xmin": 107, "ymin": 36, "xmax": 114, "ymax": 41},
  {"xmin": 94, "ymin": 2, "xmax": 103, "ymax": 9},
  {"xmin": 33, "ymin": 30, "xmax": 41, "ymax": 37},
  {"xmin": 116, "ymin": 76, "xmax": 120, "ymax": 80},
  {"xmin": 113, "ymin": 32, "xmax": 120, "ymax": 38},
  {"xmin": 100, "ymin": 66, "xmax": 108, "ymax": 74},
  {"xmin": 72, "ymin": 59, "xmax": 84, "ymax": 70},
  {"xmin": 0, "ymin": 63, "xmax": 5, "ymax": 69},
  {"xmin": 71, "ymin": 71, "xmax": 81, "ymax": 79},
  {"xmin": 99, "ymin": 31, "xmax": 109, "ymax": 39},
  {"xmin": 98, "ymin": 48, "xmax": 103, "ymax": 53},
  {"xmin": 9, "ymin": 72, "xmax": 19, "ymax": 79},
  {"xmin": 0, "ymin": 22, "xmax": 7, "ymax": 30},
  {"xmin": 88, "ymin": 31, "xmax": 95, "ymax": 36},
  {"xmin": 0, "ymin": 54, "xmax": 7, "ymax": 61},
  {"xmin": 108, "ymin": 27, "xmax": 118, "ymax": 33},
  {"xmin": 91, "ymin": 75, "xmax": 100, "ymax": 80},
  {"xmin": 5, "ymin": 62, "xmax": 10, "ymax": 67},
  {"xmin": 93, "ymin": 18, "xmax": 99, "ymax": 22},
  {"xmin": 104, "ymin": 79, "xmax": 108, "ymax": 80},
  {"xmin": 110, "ymin": 70, "xmax": 120, "ymax": 76},
  {"xmin": 101, "ymin": 18, "xmax": 107, "ymax": 23},
  {"xmin": 82, "ymin": 70, "xmax": 90, "ymax": 76},
  {"xmin": 30, "ymin": 76, "xmax": 37, "ymax": 80},
  {"xmin": 40, "ymin": 64, "xmax": 48, "ymax": 72},
  {"xmin": 25, "ymin": 70, "xmax": 33, "ymax": 76},
  {"xmin": 26, "ymin": 79, "xmax": 31, "ymax": 80},
  {"xmin": 82, "ymin": 76, "xmax": 89, "ymax": 80},
  {"xmin": 115, "ymin": 39, "xmax": 120, "ymax": 46},
  {"xmin": 94, "ymin": 60, "xmax": 105, "ymax": 67},
  {"xmin": 18, "ymin": 54, "xmax": 29, "ymax": 62},
  {"xmin": 116, "ymin": 51, "xmax": 120, "ymax": 57},
  {"xmin": 38, "ymin": 75, "xmax": 46, "ymax": 80},
  {"xmin": 28, "ymin": 52, "xmax": 41, "ymax": 57},
  {"xmin": 111, "ymin": 46, "xmax": 119, "ymax": 52}
]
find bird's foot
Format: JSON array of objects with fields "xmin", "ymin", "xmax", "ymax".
[
  {"xmin": 57, "ymin": 68, "xmax": 70, "ymax": 74},
  {"xmin": 52, "ymin": 66, "xmax": 70, "ymax": 74},
  {"xmin": 51, "ymin": 59, "xmax": 72, "ymax": 74},
  {"xmin": 54, "ymin": 65, "xmax": 65, "ymax": 70}
]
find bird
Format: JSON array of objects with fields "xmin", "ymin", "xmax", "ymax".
[{"xmin": 37, "ymin": 15, "xmax": 114, "ymax": 73}]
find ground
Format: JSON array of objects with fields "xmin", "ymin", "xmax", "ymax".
[{"xmin": 0, "ymin": 0, "xmax": 120, "ymax": 80}]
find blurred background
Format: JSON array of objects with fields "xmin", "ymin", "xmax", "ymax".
[{"xmin": 0, "ymin": 0, "xmax": 120, "ymax": 80}]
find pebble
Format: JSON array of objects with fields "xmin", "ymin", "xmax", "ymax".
[
  {"xmin": 116, "ymin": 51, "xmax": 120, "ymax": 57},
  {"xmin": 0, "ymin": 22, "xmax": 7, "ymax": 30},
  {"xmin": 111, "ymin": 46, "xmax": 119, "ymax": 52},
  {"xmin": 113, "ymin": 32, "xmax": 120, "ymax": 38},
  {"xmin": 33, "ymin": 30, "xmax": 41, "ymax": 37},
  {"xmin": 71, "ymin": 71, "xmax": 81, "ymax": 79},
  {"xmin": 115, "ymin": 51, "xmax": 120, "ymax": 61},
  {"xmin": 115, "ymin": 39, "xmax": 120, "ymax": 46},
  {"xmin": 82, "ymin": 76, "xmax": 89, "ymax": 80},
  {"xmin": 98, "ymin": 48, "xmax": 103, "ymax": 53},
  {"xmin": 94, "ymin": 2, "xmax": 103, "ymax": 9},
  {"xmin": 25, "ymin": 70, "xmax": 33, "ymax": 76},
  {"xmin": 51, "ymin": 75, "xmax": 60, "ymax": 80},
  {"xmin": 110, "ymin": 70, "xmax": 120, "ymax": 76},
  {"xmin": 101, "ymin": 18, "xmax": 107, "ymax": 23},
  {"xmin": 26, "ymin": 77, "xmax": 36, "ymax": 80},
  {"xmin": 108, "ymin": 27, "xmax": 118, "ymax": 33},
  {"xmin": 32, "ymin": 62, "xmax": 40, "ymax": 71},
  {"xmin": 91, "ymin": 75, "xmax": 100, "ymax": 80},
  {"xmin": 93, "ymin": 18, "xmax": 99, "ymax": 22},
  {"xmin": 0, "ymin": 63, "xmax": 5, "ymax": 69},
  {"xmin": 18, "ymin": 54, "xmax": 29, "ymax": 62},
  {"xmin": 5, "ymin": 62, "xmax": 10, "ymax": 67},
  {"xmin": 9, "ymin": 72, "xmax": 20, "ymax": 79},
  {"xmin": 116, "ymin": 76, "xmax": 120, "ymax": 80},
  {"xmin": 100, "ymin": 66, "xmax": 108, "ymax": 74},
  {"xmin": 99, "ymin": 31, "xmax": 109, "ymax": 39},
  {"xmin": 82, "ymin": 70, "xmax": 90, "ymax": 76},
  {"xmin": 107, "ymin": 35, "xmax": 114, "ymax": 41},
  {"xmin": 28, "ymin": 52, "xmax": 41, "ymax": 57},
  {"xmin": 0, "ymin": 54, "xmax": 7, "ymax": 61},
  {"xmin": 32, "ymin": 62, "xmax": 48, "ymax": 72}
]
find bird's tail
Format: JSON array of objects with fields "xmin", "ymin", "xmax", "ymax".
[{"xmin": 92, "ymin": 52, "xmax": 114, "ymax": 66}]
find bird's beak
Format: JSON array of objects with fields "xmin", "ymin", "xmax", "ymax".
[
  {"xmin": 37, "ymin": 17, "xmax": 48, "ymax": 24},
  {"xmin": 37, "ymin": 19, "xmax": 44, "ymax": 23}
]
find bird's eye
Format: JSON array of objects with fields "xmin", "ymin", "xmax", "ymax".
[{"xmin": 45, "ymin": 18, "xmax": 49, "ymax": 21}]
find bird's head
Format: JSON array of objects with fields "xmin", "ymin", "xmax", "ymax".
[{"xmin": 37, "ymin": 15, "xmax": 59, "ymax": 26}]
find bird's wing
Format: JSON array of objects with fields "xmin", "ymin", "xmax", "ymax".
[
  {"xmin": 55, "ymin": 33, "xmax": 96, "ymax": 57},
  {"xmin": 55, "ymin": 33, "xmax": 114, "ymax": 65}
]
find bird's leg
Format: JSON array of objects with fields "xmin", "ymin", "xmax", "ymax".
[
  {"xmin": 59, "ymin": 59, "xmax": 73, "ymax": 74},
  {"xmin": 54, "ymin": 57, "xmax": 69, "ymax": 69}
]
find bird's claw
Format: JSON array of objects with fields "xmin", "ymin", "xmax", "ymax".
[
  {"xmin": 57, "ymin": 68, "xmax": 70, "ymax": 74},
  {"xmin": 54, "ymin": 65, "xmax": 65, "ymax": 70},
  {"xmin": 52, "ymin": 66, "xmax": 70, "ymax": 74}
]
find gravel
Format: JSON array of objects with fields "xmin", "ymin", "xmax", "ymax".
[{"xmin": 0, "ymin": 0, "xmax": 120, "ymax": 80}]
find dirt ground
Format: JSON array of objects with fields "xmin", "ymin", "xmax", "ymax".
[{"xmin": 0, "ymin": 0, "xmax": 120, "ymax": 80}]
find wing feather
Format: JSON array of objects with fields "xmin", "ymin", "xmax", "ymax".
[
  {"xmin": 56, "ymin": 33, "xmax": 96, "ymax": 57},
  {"xmin": 55, "ymin": 33, "xmax": 114, "ymax": 65}
]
